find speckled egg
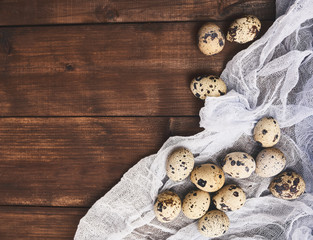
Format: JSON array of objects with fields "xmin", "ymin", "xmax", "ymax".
[
  {"xmin": 154, "ymin": 191, "xmax": 181, "ymax": 223},
  {"xmin": 212, "ymin": 184, "xmax": 246, "ymax": 211},
  {"xmin": 269, "ymin": 171, "xmax": 305, "ymax": 200},
  {"xmin": 166, "ymin": 148, "xmax": 194, "ymax": 182},
  {"xmin": 198, "ymin": 210, "xmax": 229, "ymax": 237},
  {"xmin": 227, "ymin": 15, "xmax": 261, "ymax": 44},
  {"xmin": 198, "ymin": 23, "xmax": 225, "ymax": 56},
  {"xmin": 221, "ymin": 152, "xmax": 256, "ymax": 179},
  {"xmin": 182, "ymin": 189, "xmax": 211, "ymax": 219},
  {"xmin": 255, "ymin": 148, "xmax": 286, "ymax": 177},
  {"xmin": 190, "ymin": 163, "xmax": 225, "ymax": 192},
  {"xmin": 253, "ymin": 117, "xmax": 281, "ymax": 147},
  {"xmin": 190, "ymin": 75, "xmax": 227, "ymax": 100}
]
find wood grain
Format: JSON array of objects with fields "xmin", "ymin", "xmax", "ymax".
[
  {"xmin": 0, "ymin": 21, "xmax": 272, "ymax": 116},
  {"xmin": 0, "ymin": 206, "xmax": 85, "ymax": 239},
  {"xmin": 0, "ymin": 117, "xmax": 201, "ymax": 207},
  {"xmin": 0, "ymin": 0, "xmax": 275, "ymax": 26}
]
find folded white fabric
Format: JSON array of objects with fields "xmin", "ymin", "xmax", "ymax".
[{"xmin": 75, "ymin": 0, "xmax": 313, "ymax": 239}]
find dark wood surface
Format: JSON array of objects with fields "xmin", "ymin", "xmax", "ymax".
[
  {"xmin": 0, "ymin": 117, "xmax": 200, "ymax": 207},
  {"xmin": 0, "ymin": 0, "xmax": 275, "ymax": 26},
  {"xmin": 0, "ymin": 0, "xmax": 275, "ymax": 239},
  {"xmin": 0, "ymin": 206, "xmax": 85, "ymax": 239},
  {"xmin": 0, "ymin": 22, "xmax": 271, "ymax": 116}
]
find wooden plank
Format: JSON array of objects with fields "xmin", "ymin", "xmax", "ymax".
[
  {"xmin": 0, "ymin": 0, "xmax": 275, "ymax": 26},
  {"xmin": 0, "ymin": 21, "xmax": 272, "ymax": 116},
  {"xmin": 0, "ymin": 117, "xmax": 201, "ymax": 207},
  {"xmin": 0, "ymin": 206, "xmax": 85, "ymax": 239}
]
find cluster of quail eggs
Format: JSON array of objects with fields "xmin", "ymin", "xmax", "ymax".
[
  {"xmin": 155, "ymin": 148, "xmax": 231, "ymax": 238},
  {"xmin": 153, "ymin": 14, "xmax": 306, "ymax": 239},
  {"xmin": 254, "ymin": 117, "xmax": 306, "ymax": 200},
  {"xmin": 190, "ymin": 15, "xmax": 262, "ymax": 99},
  {"xmin": 198, "ymin": 15, "xmax": 262, "ymax": 56},
  {"xmin": 154, "ymin": 117, "xmax": 306, "ymax": 238}
]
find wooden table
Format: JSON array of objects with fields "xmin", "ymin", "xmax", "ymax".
[{"xmin": 0, "ymin": 1, "xmax": 275, "ymax": 239}]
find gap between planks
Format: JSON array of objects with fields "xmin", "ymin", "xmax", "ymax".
[{"xmin": 0, "ymin": 18, "xmax": 276, "ymax": 29}]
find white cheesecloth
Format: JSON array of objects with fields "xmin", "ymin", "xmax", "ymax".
[{"xmin": 75, "ymin": 0, "xmax": 313, "ymax": 239}]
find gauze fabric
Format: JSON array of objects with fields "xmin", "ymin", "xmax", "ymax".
[{"xmin": 75, "ymin": 0, "xmax": 313, "ymax": 239}]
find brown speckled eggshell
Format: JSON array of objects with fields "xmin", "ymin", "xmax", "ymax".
[
  {"xmin": 227, "ymin": 15, "xmax": 261, "ymax": 44},
  {"xmin": 182, "ymin": 189, "xmax": 210, "ymax": 219},
  {"xmin": 255, "ymin": 148, "xmax": 286, "ymax": 177},
  {"xmin": 198, "ymin": 210, "xmax": 229, "ymax": 237},
  {"xmin": 213, "ymin": 184, "xmax": 246, "ymax": 211},
  {"xmin": 221, "ymin": 152, "xmax": 256, "ymax": 179},
  {"xmin": 154, "ymin": 191, "xmax": 181, "ymax": 223},
  {"xmin": 166, "ymin": 148, "xmax": 194, "ymax": 182},
  {"xmin": 269, "ymin": 171, "xmax": 305, "ymax": 200},
  {"xmin": 253, "ymin": 117, "xmax": 281, "ymax": 147},
  {"xmin": 190, "ymin": 163, "xmax": 225, "ymax": 192},
  {"xmin": 190, "ymin": 75, "xmax": 227, "ymax": 100},
  {"xmin": 198, "ymin": 23, "xmax": 225, "ymax": 56}
]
